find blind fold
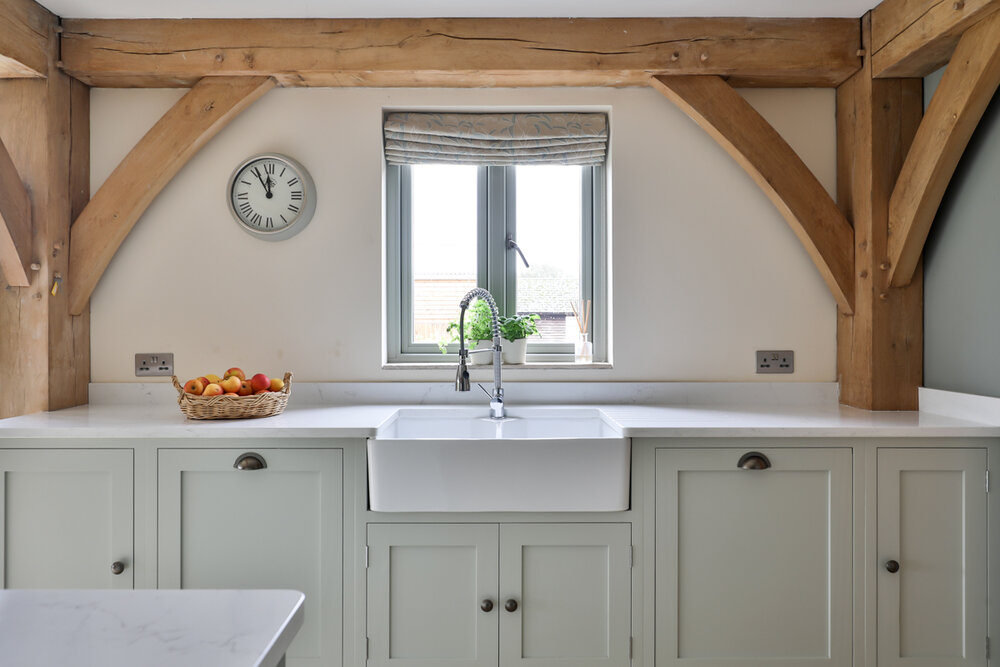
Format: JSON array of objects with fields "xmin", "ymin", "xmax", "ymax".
[{"xmin": 384, "ymin": 112, "xmax": 608, "ymax": 166}]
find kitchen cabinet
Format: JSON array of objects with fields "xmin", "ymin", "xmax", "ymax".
[
  {"xmin": 158, "ymin": 448, "xmax": 343, "ymax": 667},
  {"xmin": 0, "ymin": 449, "xmax": 133, "ymax": 589},
  {"xmin": 654, "ymin": 447, "xmax": 852, "ymax": 667},
  {"xmin": 877, "ymin": 448, "xmax": 988, "ymax": 667},
  {"xmin": 366, "ymin": 522, "xmax": 631, "ymax": 667}
]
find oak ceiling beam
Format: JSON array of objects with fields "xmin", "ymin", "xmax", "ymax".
[
  {"xmin": 0, "ymin": 134, "xmax": 33, "ymax": 286},
  {"xmin": 67, "ymin": 76, "xmax": 275, "ymax": 316},
  {"xmin": 650, "ymin": 74, "xmax": 855, "ymax": 314},
  {"xmin": 872, "ymin": 0, "xmax": 1000, "ymax": 78},
  {"xmin": 0, "ymin": 0, "xmax": 54, "ymax": 78},
  {"xmin": 887, "ymin": 12, "xmax": 1000, "ymax": 287},
  {"xmin": 58, "ymin": 18, "xmax": 862, "ymax": 89}
]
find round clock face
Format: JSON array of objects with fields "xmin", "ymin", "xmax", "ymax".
[{"xmin": 228, "ymin": 154, "xmax": 316, "ymax": 241}]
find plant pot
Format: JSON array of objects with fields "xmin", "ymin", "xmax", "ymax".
[
  {"xmin": 469, "ymin": 339, "xmax": 492, "ymax": 365},
  {"xmin": 502, "ymin": 338, "xmax": 528, "ymax": 364}
]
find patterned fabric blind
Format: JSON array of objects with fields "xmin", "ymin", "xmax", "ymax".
[{"xmin": 383, "ymin": 112, "xmax": 608, "ymax": 166}]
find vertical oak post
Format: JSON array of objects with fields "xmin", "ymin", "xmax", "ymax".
[
  {"xmin": 0, "ymin": 1, "xmax": 90, "ymax": 417},
  {"xmin": 836, "ymin": 13, "xmax": 924, "ymax": 410}
]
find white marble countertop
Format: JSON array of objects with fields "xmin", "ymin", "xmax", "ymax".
[
  {"xmin": 0, "ymin": 392, "xmax": 997, "ymax": 438},
  {"xmin": 0, "ymin": 589, "xmax": 304, "ymax": 667}
]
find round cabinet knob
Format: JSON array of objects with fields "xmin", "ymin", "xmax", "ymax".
[
  {"xmin": 504, "ymin": 599, "xmax": 518, "ymax": 613},
  {"xmin": 111, "ymin": 561, "xmax": 126, "ymax": 575},
  {"xmin": 481, "ymin": 599, "xmax": 494, "ymax": 612},
  {"xmin": 885, "ymin": 559, "xmax": 900, "ymax": 573}
]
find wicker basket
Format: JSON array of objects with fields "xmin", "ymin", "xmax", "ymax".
[{"xmin": 172, "ymin": 372, "xmax": 292, "ymax": 420}]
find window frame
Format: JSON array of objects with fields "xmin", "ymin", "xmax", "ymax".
[{"xmin": 386, "ymin": 163, "xmax": 607, "ymax": 364}]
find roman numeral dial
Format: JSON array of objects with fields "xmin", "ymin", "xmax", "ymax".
[{"xmin": 228, "ymin": 154, "xmax": 316, "ymax": 242}]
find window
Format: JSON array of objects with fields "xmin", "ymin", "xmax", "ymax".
[
  {"xmin": 387, "ymin": 163, "xmax": 606, "ymax": 363},
  {"xmin": 385, "ymin": 112, "xmax": 608, "ymax": 364}
]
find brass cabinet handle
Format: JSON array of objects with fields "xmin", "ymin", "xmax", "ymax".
[
  {"xmin": 504, "ymin": 599, "xmax": 518, "ymax": 612},
  {"xmin": 737, "ymin": 452, "xmax": 772, "ymax": 470},
  {"xmin": 481, "ymin": 599, "xmax": 494, "ymax": 612},
  {"xmin": 111, "ymin": 561, "xmax": 126, "ymax": 575},
  {"xmin": 885, "ymin": 559, "xmax": 900, "ymax": 573},
  {"xmin": 234, "ymin": 452, "xmax": 267, "ymax": 470}
]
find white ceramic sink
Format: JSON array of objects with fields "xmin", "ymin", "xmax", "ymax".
[{"xmin": 368, "ymin": 407, "xmax": 629, "ymax": 513}]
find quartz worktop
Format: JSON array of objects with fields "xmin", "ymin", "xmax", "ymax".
[
  {"xmin": 0, "ymin": 589, "xmax": 304, "ymax": 667},
  {"xmin": 0, "ymin": 382, "xmax": 997, "ymax": 438}
]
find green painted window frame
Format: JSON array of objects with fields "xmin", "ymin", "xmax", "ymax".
[{"xmin": 386, "ymin": 164, "xmax": 608, "ymax": 364}]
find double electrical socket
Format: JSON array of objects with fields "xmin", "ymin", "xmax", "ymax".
[
  {"xmin": 756, "ymin": 350, "xmax": 794, "ymax": 374},
  {"xmin": 135, "ymin": 353, "xmax": 174, "ymax": 377}
]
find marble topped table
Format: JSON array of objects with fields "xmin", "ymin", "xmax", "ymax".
[{"xmin": 0, "ymin": 589, "xmax": 304, "ymax": 667}]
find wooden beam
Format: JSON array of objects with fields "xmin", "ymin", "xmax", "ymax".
[
  {"xmin": 59, "ymin": 18, "xmax": 862, "ymax": 89},
  {"xmin": 0, "ymin": 0, "xmax": 53, "ymax": 78},
  {"xmin": 0, "ymin": 135, "xmax": 32, "ymax": 286},
  {"xmin": 67, "ymin": 76, "xmax": 275, "ymax": 316},
  {"xmin": 837, "ymin": 14, "xmax": 924, "ymax": 411},
  {"xmin": 888, "ymin": 12, "xmax": 1000, "ymax": 287},
  {"xmin": 872, "ymin": 0, "xmax": 1000, "ymax": 77},
  {"xmin": 650, "ymin": 74, "xmax": 855, "ymax": 314},
  {"xmin": 0, "ymin": 7, "xmax": 90, "ymax": 417}
]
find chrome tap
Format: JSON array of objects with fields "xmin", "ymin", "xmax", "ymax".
[{"xmin": 454, "ymin": 288, "xmax": 505, "ymax": 419}]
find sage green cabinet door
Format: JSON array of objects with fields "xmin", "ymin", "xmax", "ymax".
[
  {"xmin": 0, "ymin": 449, "xmax": 133, "ymax": 589},
  {"xmin": 655, "ymin": 448, "xmax": 853, "ymax": 667},
  {"xmin": 499, "ymin": 523, "xmax": 631, "ymax": 667},
  {"xmin": 877, "ymin": 448, "xmax": 988, "ymax": 667},
  {"xmin": 158, "ymin": 448, "xmax": 343, "ymax": 667},
  {"xmin": 367, "ymin": 523, "xmax": 500, "ymax": 667}
]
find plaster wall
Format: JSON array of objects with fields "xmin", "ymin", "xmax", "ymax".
[{"xmin": 89, "ymin": 86, "xmax": 837, "ymax": 383}]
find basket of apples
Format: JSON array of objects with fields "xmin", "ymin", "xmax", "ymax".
[{"xmin": 172, "ymin": 368, "xmax": 292, "ymax": 419}]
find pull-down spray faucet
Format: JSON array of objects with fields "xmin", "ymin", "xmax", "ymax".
[{"xmin": 454, "ymin": 288, "xmax": 504, "ymax": 419}]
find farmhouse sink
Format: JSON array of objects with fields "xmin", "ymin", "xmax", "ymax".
[{"xmin": 368, "ymin": 407, "xmax": 629, "ymax": 512}]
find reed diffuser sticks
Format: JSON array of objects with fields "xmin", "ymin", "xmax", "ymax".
[{"xmin": 570, "ymin": 299, "xmax": 591, "ymax": 334}]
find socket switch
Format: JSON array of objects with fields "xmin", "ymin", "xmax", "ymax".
[
  {"xmin": 135, "ymin": 353, "xmax": 174, "ymax": 377},
  {"xmin": 756, "ymin": 350, "xmax": 794, "ymax": 374}
]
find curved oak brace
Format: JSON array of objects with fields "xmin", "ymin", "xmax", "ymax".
[
  {"xmin": 0, "ymin": 134, "xmax": 32, "ymax": 286},
  {"xmin": 888, "ymin": 11, "xmax": 1000, "ymax": 288},
  {"xmin": 650, "ymin": 75, "xmax": 855, "ymax": 314},
  {"xmin": 67, "ymin": 76, "xmax": 275, "ymax": 315}
]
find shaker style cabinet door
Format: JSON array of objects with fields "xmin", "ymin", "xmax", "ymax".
[
  {"xmin": 655, "ymin": 447, "xmax": 853, "ymax": 667},
  {"xmin": 0, "ymin": 449, "xmax": 133, "ymax": 589},
  {"xmin": 877, "ymin": 448, "xmax": 988, "ymax": 667},
  {"xmin": 499, "ymin": 523, "xmax": 631, "ymax": 667},
  {"xmin": 367, "ymin": 523, "xmax": 500, "ymax": 667},
  {"xmin": 158, "ymin": 448, "xmax": 343, "ymax": 667}
]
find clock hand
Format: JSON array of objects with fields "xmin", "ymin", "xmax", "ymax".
[{"xmin": 252, "ymin": 167, "xmax": 268, "ymax": 191}]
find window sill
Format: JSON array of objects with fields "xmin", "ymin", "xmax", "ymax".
[{"xmin": 382, "ymin": 362, "xmax": 613, "ymax": 371}]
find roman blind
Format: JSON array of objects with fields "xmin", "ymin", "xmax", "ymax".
[{"xmin": 383, "ymin": 112, "xmax": 608, "ymax": 166}]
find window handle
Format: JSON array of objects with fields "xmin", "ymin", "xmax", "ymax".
[{"xmin": 506, "ymin": 235, "xmax": 530, "ymax": 269}]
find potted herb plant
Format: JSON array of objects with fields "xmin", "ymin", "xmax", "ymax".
[
  {"xmin": 439, "ymin": 298, "xmax": 494, "ymax": 364},
  {"xmin": 498, "ymin": 313, "xmax": 540, "ymax": 364}
]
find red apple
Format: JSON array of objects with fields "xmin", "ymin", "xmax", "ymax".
[
  {"xmin": 224, "ymin": 367, "xmax": 246, "ymax": 381},
  {"xmin": 197, "ymin": 376, "xmax": 210, "ymax": 387},
  {"xmin": 250, "ymin": 373, "xmax": 271, "ymax": 392},
  {"xmin": 237, "ymin": 380, "xmax": 253, "ymax": 396},
  {"xmin": 202, "ymin": 383, "xmax": 224, "ymax": 396},
  {"xmin": 224, "ymin": 392, "xmax": 239, "ymax": 396},
  {"xmin": 183, "ymin": 378, "xmax": 205, "ymax": 395}
]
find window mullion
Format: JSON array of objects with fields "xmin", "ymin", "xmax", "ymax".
[{"xmin": 485, "ymin": 166, "xmax": 508, "ymax": 313}]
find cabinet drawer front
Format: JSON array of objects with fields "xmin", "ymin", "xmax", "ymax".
[
  {"xmin": 367, "ymin": 523, "xmax": 499, "ymax": 667},
  {"xmin": 877, "ymin": 448, "xmax": 988, "ymax": 667},
  {"xmin": 0, "ymin": 449, "xmax": 133, "ymax": 590},
  {"xmin": 158, "ymin": 448, "xmax": 343, "ymax": 667},
  {"xmin": 655, "ymin": 447, "xmax": 852, "ymax": 667}
]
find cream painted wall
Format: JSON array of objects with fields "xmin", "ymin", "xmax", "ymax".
[{"xmin": 89, "ymin": 86, "xmax": 837, "ymax": 383}]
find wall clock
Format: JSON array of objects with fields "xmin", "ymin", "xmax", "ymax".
[{"xmin": 227, "ymin": 154, "xmax": 317, "ymax": 241}]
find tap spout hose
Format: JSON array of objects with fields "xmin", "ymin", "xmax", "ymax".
[{"xmin": 457, "ymin": 288, "xmax": 503, "ymax": 400}]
